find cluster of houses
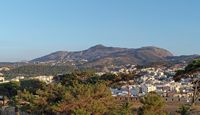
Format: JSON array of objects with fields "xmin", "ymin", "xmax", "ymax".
[
  {"xmin": 110, "ymin": 66, "xmax": 196, "ymax": 100},
  {"xmin": 0, "ymin": 75, "xmax": 54, "ymax": 84},
  {"xmin": 0, "ymin": 65, "xmax": 198, "ymax": 101},
  {"xmin": 103, "ymin": 64, "xmax": 137, "ymax": 74},
  {"xmin": 0, "ymin": 67, "xmax": 54, "ymax": 84},
  {"xmin": 0, "ymin": 67, "xmax": 9, "ymax": 83}
]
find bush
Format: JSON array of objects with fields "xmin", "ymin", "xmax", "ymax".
[{"xmin": 138, "ymin": 92, "xmax": 166, "ymax": 115}]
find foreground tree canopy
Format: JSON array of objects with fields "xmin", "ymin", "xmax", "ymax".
[
  {"xmin": 174, "ymin": 58, "xmax": 200, "ymax": 81},
  {"xmin": 185, "ymin": 58, "xmax": 200, "ymax": 73},
  {"xmin": 13, "ymin": 71, "xmax": 129, "ymax": 114},
  {"xmin": 0, "ymin": 70, "xmax": 169, "ymax": 114},
  {"xmin": 138, "ymin": 92, "xmax": 166, "ymax": 115},
  {"xmin": 15, "ymin": 82, "xmax": 122, "ymax": 114}
]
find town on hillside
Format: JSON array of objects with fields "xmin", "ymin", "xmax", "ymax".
[{"xmin": 0, "ymin": 58, "xmax": 199, "ymax": 114}]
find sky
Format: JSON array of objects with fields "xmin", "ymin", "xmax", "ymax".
[{"xmin": 0, "ymin": 0, "xmax": 200, "ymax": 62}]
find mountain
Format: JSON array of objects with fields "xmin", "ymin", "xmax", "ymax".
[
  {"xmin": 31, "ymin": 45, "xmax": 174, "ymax": 66},
  {"xmin": 165, "ymin": 55, "xmax": 200, "ymax": 63}
]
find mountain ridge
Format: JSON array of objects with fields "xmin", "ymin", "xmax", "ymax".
[
  {"xmin": 0, "ymin": 45, "xmax": 199, "ymax": 68},
  {"xmin": 31, "ymin": 45, "xmax": 174, "ymax": 66}
]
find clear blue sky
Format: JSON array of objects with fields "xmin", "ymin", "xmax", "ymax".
[{"xmin": 0, "ymin": 0, "xmax": 200, "ymax": 62}]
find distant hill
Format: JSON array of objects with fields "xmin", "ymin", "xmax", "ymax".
[
  {"xmin": 31, "ymin": 44, "xmax": 174, "ymax": 66},
  {"xmin": 165, "ymin": 55, "xmax": 200, "ymax": 63},
  {"xmin": 0, "ymin": 45, "xmax": 199, "ymax": 74}
]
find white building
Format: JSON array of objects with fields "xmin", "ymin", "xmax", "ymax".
[
  {"xmin": 141, "ymin": 84, "xmax": 156, "ymax": 93},
  {"xmin": 0, "ymin": 77, "xmax": 5, "ymax": 83},
  {"xmin": 33, "ymin": 76, "xmax": 54, "ymax": 83},
  {"xmin": 11, "ymin": 76, "xmax": 25, "ymax": 82},
  {"xmin": 0, "ymin": 67, "xmax": 10, "ymax": 71},
  {"xmin": 169, "ymin": 81, "xmax": 181, "ymax": 92}
]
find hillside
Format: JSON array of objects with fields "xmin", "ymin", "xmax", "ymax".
[{"xmin": 31, "ymin": 45, "xmax": 174, "ymax": 66}]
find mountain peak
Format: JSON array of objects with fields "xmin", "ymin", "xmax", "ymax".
[
  {"xmin": 89, "ymin": 44, "xmax": 106, "ymax": 49},
  {"xmin": 140, "ymin": 46, "xmax": 164, "ymax": 49}
]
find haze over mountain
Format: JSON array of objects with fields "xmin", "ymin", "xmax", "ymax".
[{"xmin": 31, "ymin": 44, "xmax": 175, "ymax": 66}]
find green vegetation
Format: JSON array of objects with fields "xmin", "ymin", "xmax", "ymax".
[
  {"xmin": 138, "ymin": 92, "xmax": 166, "ymax": 115},
  {"xmin": 56, "ymin": 72, "xmax": 136, "ymax": 88},
  {"xmin": 10, "ymin": 71, "xmax": 137, "ymax": 114},
  {"xmin": 0, "ymin": 79, "xmax": 45, "ymax": 98},
  {"xmin": 185, "ymin": 58, "xmax": 200, "ymax": 73},
  {"xmin": 177, "ymin": 105, "xmax": 191, "ymax": 115},
  {"xmin": 120, "ymin": 101, "xmax": 134, "ymax": 115},
  {"xmin": 0, "ymin": 81, "xmax": 20, "ymax": 98},
  {"xmin": 3, "ymin": 65, "xmax": 75, "ymax": 78},
  {"xmin": 20, "ymin": 79, "xmax": 46, "ymax": 94},
  {"xmin": 174, "ymin": 58, "xmax": 200, "ymax": 81},
  {"xmin": 14, "ymin": 82, "xmax": 121, "ymax": 114},
  {"xmin": 0, "ymin": 70, "xmax": 170, "ymax": 115}
]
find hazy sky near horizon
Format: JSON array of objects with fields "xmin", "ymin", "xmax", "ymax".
[{"xmin": 0, "ymin": 0, "xmax": 200, "ymax": 62}]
